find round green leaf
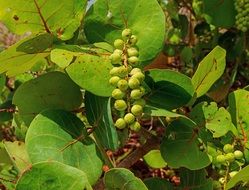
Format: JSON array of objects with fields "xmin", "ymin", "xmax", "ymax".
[
  {"xmin": 13, "ymin": 71, "xmax": 83, "ymax": 125},
  {"xmin": 65, "ymin": 47, "xmax": 114, "ymax": 96},
  {"xmin": 25, "ymin": 109, "xmax": 103, "ymax": 185},
  {"xmin": 160, "ymin": 118, "xmax": 211, "ymax": 170},
  {"xmin": 143, "ymin": 150, "xmax": 167, "ymax": 169},
  {"xmin": 145, "ymin": 69, "xmax": 195, "ymax": 110},
  {"xmin": 16, "ymin": 161, "xmax": 92, "ymax": 190},
  {"xmin": 0, "ymin": 0, "xmax": 87, "ymax": 40},
  {"xmin": 104, "ymin": 168, "xmax": 148, "ymax": 190},
  {"xmin": 84, "ymin": 0, "xmax": 165, "ymax": 66}
]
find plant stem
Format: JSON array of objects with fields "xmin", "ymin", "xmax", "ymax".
[{"xmin": 223, "ymin": 163, "xmax": 230, "ymax": 190}]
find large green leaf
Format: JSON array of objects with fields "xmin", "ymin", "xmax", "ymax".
[
  {"xmin": 16, "ymin": 161, "xmax": 92, "ymax": 190},
  {"xmin": 84, "ymin": 0, "xmax": 165, "ymax": 66},
  {"xmin": 0, "ymin": 33, "xmax": 53, "ymax": 77},
  {"xmin": 0, "ymin": 0, "xmax": 87, "ymax": 40},
  {"xmin": 25, "ymin": 109, "xmax": 103, "ymax": 185},
  {"xmin": 3, "ymin": 141, "xmax": 31, "ymax": 173},
  {"xmin": 203, "ymin": 0, "xmax": 236, "ymax": 28},
  {"xmin": 192, "ymin": 46, "xmax": 226, "ymax": 97},
  {"xmin": 160, "ymin": 118, "xmax": 211, "ymax": 170},
  {"xmin": 85, "ymin": 92, "xmax": 119, "ymax": 151},
  {"xmin": 190, "ymin": 102, "xmax": 237, "ymax": 138},
  {"xmin": 13, "ymin": 71, "xmax": 82, "ymax": 125},
  {"xmin": 59, "ymin": 46, "xmax": 114, "ymax": 97},
  {"xmin": 145, "ymin": 69, "xmax": 195, "ymax": 110},
  {"xmin": 226, "ymin": 165, "xmax": 249, "ymax": 190},
  {"xmin": 176, "ymin": 168, "xmax": 213, "ymax": 190},
  {"xmin": 144, "ymin": 178, "xmax": 173, "ymax": 190},
  {"xmin": 104, "ymin": 168, "xmax": 148, "ymax": 190},
  {"xmin": 228, "ymin": 89, "xmax": 249, "ymax": 145}
]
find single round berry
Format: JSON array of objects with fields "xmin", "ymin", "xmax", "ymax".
[
  {"xmin": 129, "ymin": 35, "xmax": 137, "ymax": 45},
  {"xmin": 114, "ymin": 39, "xmax": 124, "ymax": 50},
  {"xmin": 128, "ymin": 77, "xmax": 140, "ymax": 89},
  {"xmin": 234, "ymin": 150, "xmax": 243, "ymax": 159},
  {"xmin": 130, "ymin": 68, "xmax": 142, "ymax": 76},
  {"xmin": 128, "ymin": 56, "xmax": 139, "ymax": 65},
  {"xmin": 109, "ymin": 67, "xmax": 119, "ymax": 76},
  {"xmin": 218, "ymin": 170, "xmax": 226, "ymax": 176},
  {"xmin": 223, "ymin": 144, "xmax": 234, "ymax": 153},
  {"xmin": 109, "ymin": 76, "xmax": 120, "ymax": 86},
  {"xmin": 117, "ymin": 66, "xmax": 128, "ymax": 78},
  {"xmin": 122, "ymin": 28, "xmax": 132, "ymax": 40},
  {"xmin": 133, "ymin": 99, "xmax": 146, "ymax": 107},
  {"xmin": 112, "ymin": 89, "xmax": 125, "ymax": 99},
  {"xmin": 131, "ymin": 104, "xmax": 143, "ymax": 116},
  {"xmin": 132, "ymin": 72, "xmax": 145, "ymax": 82},
  {"xmin": 129, "ymin": 121, "xmax": 141, "ymax": 132},
  {"xmin": 115, "ymin": 118, "xmax": 126, "ymax": 129},
  {"xmin": 113, "ymin": 49, "xmax": 123, "ymax": 55},
  {"xmin": 110, "ymin": 52, "xmax": 122, "ymax": 64},
  {"xmin": 130, "ymin": 89, "xmax": 143, "ymax": 100},
  {"xmin": 117, "ymin": 79, "xmax": 128, "ymax": 91},
  {"xmin": 216, "ymin": 155, "xmax": 226, "ymax": 164},
  {"xmin": 127, "ymin": 47, "xmax": 139, "ymax": 57},
  {"xmin": 124, "ymin": 113, "xmax": 135, "ymax": 124},
  {"xmin": 225, "ymin": 153, "xmax": 235, "ymax": 163},
  {"xmin": 114, "ymin": 100, "xmax": 127, "ymax": 111}
]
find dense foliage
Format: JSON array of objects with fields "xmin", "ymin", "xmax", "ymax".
[{"xmin": 0, "ymin": 0, "xmax": 249, "ymax": 189}]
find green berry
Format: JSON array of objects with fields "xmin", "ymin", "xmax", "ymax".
[
  {"xmin": 132, "ymin": 72, "xmax": 145, "ymax": 82},
  {"xmin": 216, "ymin": 155, "xmax": 226, "ymax": 164},
  {"xmin": 130, "ymin": 89, "xmax": 143, "ymax": 100},
  {"xmin": 229, "ymin": 171, "xmax": 238, "ymax": 178},
  {"xmin": 234, "ymin": 150, "xmax": 243, "ymax": 159},
  {"xmin": 115, "ymin": 118, "xmax": 126, "ymax": 129},
  {"xmin": 117, "ymin": 66, "xmax": 128, "ymax": 78},
  {"xmin": 117, "ymin": 79, "xmax": 128, "ymax": 91},
  {"xmin": 109, "ymin": 67, "xmax": 120, "ymax": 76},
  {"xmin": 223, "ymin": 144, "xmax": 234, "ymax": 153},
  {"xmin": 114, "ymin": 100, "xmax": 127, "ymax": 111},
  {"xmin": 127, "ymin": 47, "xmax": 139, "ymax": 57},
  {"xmin": 109, "ymin": 76, "xmax": 120, "ymax": 86},
  {"xmin": 114, "ymin": 39, "xmax": 124, "ymax": 50},
  {"xmin": 131, "ymin": 104, "xmax": 143, "ymax": 116},
  {"xmin": 128, "ymin": 56, "xmax": 139, "ymax": 65},
  {"xmin": 113, "ymin": 49, "xmax": 123, "ymax": 55},
  {"xmin": 225, "ymin": 153, "xmax": 235, "ymax": 163},
  {"xmin": 218, "ymin": 170, "xmax": 226, "ymax": 176},
  {"xmin": 129, "ymin": 35, "xmax": 137, "ymax": 45},
  {"xmin": 130, "ymin": 68, "xmax": 142, "ymax": 76},
  {"xmin": 112, "ymin": 89, "xmax": 125, "ymax": 99},
  {"xmin": 124, "ymin": 113, "xmax": 135, "ymax": 124},
  {"xmin": 122, "ymin": 28, "xmax": 132, "ymax": 40},
  {"xmin": 110, "ymin": 53, "xmax": 122, "ymax": 64},
  {"xmin": 128, "ymin": 77, "xmax": 140, "ymax": 89},
  {"xmin": 129, "ymin": 121, "xmax": 141, "ymax": 132},
  {"xmin": 133, "ymin": 99, "xmax": 146, "ymax": 107}
]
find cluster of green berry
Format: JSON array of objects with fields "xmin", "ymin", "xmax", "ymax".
[
  {"xmin": 211, "ymin": 144, "xmax": 244, "ymax": 188},
  {"xmin": 109, "ymin": 28, "xmax": 146, "ymax": 132},
  {"xmin": 235, "ymin": 0, "xmax": 249, "ymax": 32},
  {"xmin": 215, "ymin": 144, "xmax": 244, "ymax": 165}
]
